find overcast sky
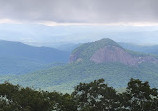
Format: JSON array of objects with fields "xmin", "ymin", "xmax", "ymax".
[
  {"xmin": 0, "ymin": 0, "xmax": 158, "ymax": 45},
  {"xmin": 0, "ymin": 0, "xmax": 158, "ymax": 25}
]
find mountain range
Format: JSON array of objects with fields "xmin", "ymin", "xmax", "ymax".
[
  {"xmin": 0, "ymin": 40, "xmax": 70, "ymax": 75},
  {"xmin": 119, "ymin": 42, "xmax": 158, "ymax": 55},
  {"xmin": 1, "ymin": 24, "xmax": 158, "ymax": 46},
  {"xmin": 1, "ymin": 38, "xmax": 158, "ymax": 93}
]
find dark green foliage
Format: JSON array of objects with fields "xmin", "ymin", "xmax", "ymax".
[
  {"xmin": 0, "ymin": 82, "xmax": 75, "ymax": 111},
  {"xmin": 47, "ymin": 92, "xmax": 76, "ymax": 111},
  {"xmin": 72, "ymin": 78, "xmax": 158, "ymax": 111},
  {"xmin": 72, "ymin": 79, "xmax": 120, "ymax": 111},
  {"xmin": 0, "ymin": 78, "xmax": 158, "ymax": 111},
  {"xmin": 0, "ymin": 99, "xmax": 20, "ymax": 111},
  {"xmin": 120, "ymin": 78, "xmax": 158, "ymax": 111},
  {"xmin": 0, "ymin": 82, "xmax": 51, "ymax": 111}
]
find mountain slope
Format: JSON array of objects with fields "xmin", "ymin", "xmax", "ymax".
[
  {"xmin": 0, "ymin": 40, "xmax": 70, "ymax": 75},
  {"xmin": 1, "ymin": 38, "xmax": 158, "ymax": 93}
]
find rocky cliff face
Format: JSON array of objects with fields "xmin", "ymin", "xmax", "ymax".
[
  {"xmin": 69, "ymin": 38, "xmax": 158, "ymax": 66},
  {"xmin": 90, "ymin": 46, "xmax": 158, "ymax": 65}
]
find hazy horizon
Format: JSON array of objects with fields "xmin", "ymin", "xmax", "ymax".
[
  {"xmin": 0, "ymin": 0, "xmax": 158, "ymax": 47},
  {"xmin": 0, "ymin": 23, "xmax": 158, "ymax": 47}
]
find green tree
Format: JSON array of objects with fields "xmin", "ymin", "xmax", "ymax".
[
  {"xmin": 0, "ymin": 82, "xmax": 51, "ymax": 111},
  {"xmin": 72, "ymin": 79, "xmax": 120, "ymax": 111},
  {"xmin": 121, "ymin": 78, "xmax": 158, "ymax": 111},
  {"xmin": 47, "ymin": 92, "xmax": 76, "ymax": 111}
]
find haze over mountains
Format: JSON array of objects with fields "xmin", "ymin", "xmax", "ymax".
[
  {"xmin": 0, "ymin": 40, "xmax": 70, "ymax": 75},
  {"xmin": 1, "ymin": 0, "xmax": 158, "ymax": 110},
  {"xmin": 119, "ymin": 42, "xmax": 158, "ymax": 55},
  {"xmin": 1, "ymin": 24, "xmax": 158, "ymax": 47},
  {"xmin": 1, "ymin": 38, "xmax": 158, "ymax": 93}
]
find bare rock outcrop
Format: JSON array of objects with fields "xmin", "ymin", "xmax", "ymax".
[{"xmin": 90, "ymin": 46, "xmax": 158, "ymax": 65}]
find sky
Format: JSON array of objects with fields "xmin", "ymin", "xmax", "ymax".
[
  {"xmin": 0, "ymin": 0, "xmax": 158, "ymax": 25},
  {"xmin": 0, "ymin": 0, "xmax": 158, "ymax": 46}
]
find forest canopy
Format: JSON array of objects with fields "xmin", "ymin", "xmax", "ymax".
[{"xmin": 0, "ymin": 78, "xmax": 158, "ymax": 111}]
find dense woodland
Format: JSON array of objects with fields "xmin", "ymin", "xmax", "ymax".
[{"xmin": 0, "ymin": 78, "xmax": 158, "ymax": 111}]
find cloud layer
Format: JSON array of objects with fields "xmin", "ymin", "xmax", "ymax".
[{"xmin": 0, "ymin": 0, "xmax": 158, "ymax": 23}]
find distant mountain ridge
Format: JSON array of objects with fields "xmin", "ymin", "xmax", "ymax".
[
  {"xmin": 0, "ymin": 40, "xmax": 70, "ymax": 74},
  {"xmin": 0, "ymin": 40, "xmax": 69, "ymax": 63},
  {"xmin": 119, "ymin": 42, "xmax": 158, "ymax": 55}
]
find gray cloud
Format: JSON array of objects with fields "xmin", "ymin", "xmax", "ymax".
[{"xmin": 0, "ymin": 0, "xmax": 158, "ymax": 23}]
